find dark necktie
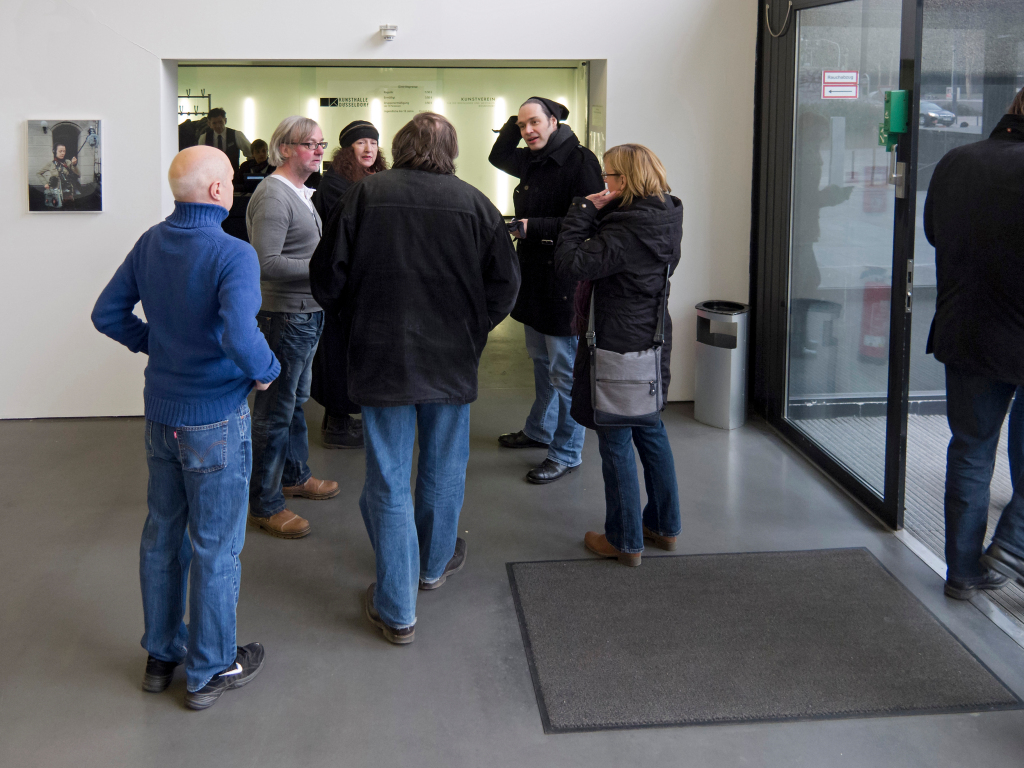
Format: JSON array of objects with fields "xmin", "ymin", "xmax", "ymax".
[{"xmin": 217, "ymin": 134, "xmax": 223, "ymax": 151}]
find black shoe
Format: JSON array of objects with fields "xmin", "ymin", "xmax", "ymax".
[
  {"xmin": 498, "ymin": 430, "xmax": 549, "ymax": 449},
  {"xmin": 526, "ymin": 459, "xmax": 572, "ymax": 484},
  {"xmin": 184, "ymin": 643, "xmax": 266, "ymax": 711},
  {"xmin": 944, "ymin": 568, "xmax": 1009, "ymax": 600},
  {"xmin": 363, "ymin": 584, "xmax": 415, "ymax": 645},
  {"xmin": 142, "ymin": 655, "xmax": 180, "ymax": 693},
  {"xmin": 322, "ymin": 414, "xmax": 364, "ymax": 449},
  {"xmin": 981, "ymin": 543, "xmax": 1024, "ymax": 588},
  {"xmin": 420, "ymin": 538, "xmax": 467, "ymax": 591}
]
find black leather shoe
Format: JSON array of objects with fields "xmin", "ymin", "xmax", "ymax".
[
  {"xmin": 420, "ymin": 537, "xmax": 467, "ymax": 590},
  {"xmin": 143, "ymin": 655, "xmax": 180, "ymax": 693},
  {"xmin": 944, "ymin": 568, "xmax": 1009, "ymax": 600},
  {"xmin": 526, "ymin": 459, "xmax": 572, "ymax": 484},
  {"xmin": 498, "ymin": 430, "xmax": 549, "ymax": 449},
  {"xmin": 981, "ymin": 543, "xmax": 1024, "ymax": 588},
  {"xmin": 322, "ymin": 414, "xmax": 364, "ymax": 449}
]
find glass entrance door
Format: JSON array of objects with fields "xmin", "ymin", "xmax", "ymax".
[{"xmin": 785, "ymin": 0, "xmax": 903, "ymax": 496}]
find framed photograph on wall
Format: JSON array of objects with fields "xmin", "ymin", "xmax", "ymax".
[{"xmin": 27, "ymin": 120, "xmax": 102, "ymax": 212}]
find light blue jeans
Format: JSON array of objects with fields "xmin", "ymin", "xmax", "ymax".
[
  {"xmin": 360, "ymin": 403, "xmax": 471, "ymax": 629},
  {"xmin": 523, "ymin": 326, "xmax": 585, "ymax": 467},
  {"xmin": 140, "ymin": 402, "xmax": 251, "ymax": 692}
]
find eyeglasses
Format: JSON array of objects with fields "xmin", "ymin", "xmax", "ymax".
[
  {"xmin": 287, "ymin": 141, "xmax": 328, "ymax": 150},
  {"xmin": 601, "ymin": 172, "xmax": 622, "ymax": 178}
]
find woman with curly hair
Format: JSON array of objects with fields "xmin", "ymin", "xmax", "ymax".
[{"xmin": 310, "ymin": 121, "xmax": 388, "ymax": 448}]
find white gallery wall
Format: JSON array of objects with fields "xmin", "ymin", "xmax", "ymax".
[{"xmin": 1, "ymin": 0, "xmax": 757, "ymax": 418}]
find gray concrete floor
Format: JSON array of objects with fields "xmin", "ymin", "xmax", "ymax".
[{"xmin": 3, "ymin": 319, "xmax": 1024, "ymax": 767}]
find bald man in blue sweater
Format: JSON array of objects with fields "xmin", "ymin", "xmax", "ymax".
[{"xmin": 92, "ymin": 146, "xmax": 279, "ymax": 711}]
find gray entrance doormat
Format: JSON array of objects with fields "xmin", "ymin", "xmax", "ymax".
[{"xmin": 506, "ymin": 548, "xmax": 1022, "ymax": 732}]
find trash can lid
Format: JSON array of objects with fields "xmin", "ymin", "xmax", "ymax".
[{"xmin": 695, "ymin": 300, "xmax": 749, "ymax": 315}]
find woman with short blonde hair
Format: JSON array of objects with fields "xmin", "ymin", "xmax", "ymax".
[{"xmin": 554, "ymin": 143, "xmax": 684, "ymax": 566}]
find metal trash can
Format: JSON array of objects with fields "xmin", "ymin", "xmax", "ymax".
[{"xmin": 694, "ymin": 301, "xmax": 749, "ymax": 430}]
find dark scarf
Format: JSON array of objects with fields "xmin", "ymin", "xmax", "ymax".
[{"xmin": 530, "ymin": 124, "xmax": 572, "ymax": 161}]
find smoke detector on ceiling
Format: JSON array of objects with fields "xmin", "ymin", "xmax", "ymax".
[{"xmin": 380, "ymin": 25, "xmax": 397, "ymax": 41}]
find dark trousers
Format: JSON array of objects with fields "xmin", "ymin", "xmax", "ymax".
[{"xmin": 943, "ymin": 366, "xmax": 1024, "ymax": 583}]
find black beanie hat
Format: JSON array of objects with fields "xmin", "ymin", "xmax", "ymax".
[
  {"xmin": 339, "ymin": 120, "xmax": 379, "ymax": 147},
  {"xmin": 526, "ymin": 97, "xmax": 569, "ymax": 122}
]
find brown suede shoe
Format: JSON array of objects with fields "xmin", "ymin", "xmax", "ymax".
[
  {"xmin": 363, "ymin": 584, "xmax": 415, "ymax": 645},
  {"xmin": 248, "ymin": 509, "xmax": 311, "ymax": 539},
  {"xmin": 642, "ymin": 525, "xmax": 678, "ymax": 551},
  {"xmin": 584, "ymin": 531, "xmax": 641, "ymax": 566},
  {"xmin": 282, "ymin": 476, "xmax": 339, "ymax": 500}
]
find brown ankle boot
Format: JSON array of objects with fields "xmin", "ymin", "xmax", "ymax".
[
  {"xmin": 583, "ymin": 531, "xmax": 641, "ymax": 566},
  {"xmin": 642, "ymin": 525, "xmax": 678, "ymax": 551},
  {"xmin": 283, "ymin": 476, "xmax": 339, "ymax": 500},
  {"xmin": 248, "ymin": 509, "xmax": 311, "ymax": 539}
]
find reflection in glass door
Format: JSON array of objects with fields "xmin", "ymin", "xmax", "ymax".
[{"xmin": 785, "ymin": 0, "xmax": 903, "ymax": 496}]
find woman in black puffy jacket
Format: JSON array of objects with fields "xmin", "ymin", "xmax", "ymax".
[{"xmin": 554, "ymin": 144, "xmax": 683, "ymax": 566}]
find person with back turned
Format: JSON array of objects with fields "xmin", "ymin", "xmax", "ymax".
[
  {"xmin": 489, "ymin": 97, "xmax": 604, "ymax": 484},
  {"xmin": 925, "ymin": 86, "xmax": 1024, "ymax": 599},
  {"xmin": 310, "ymin": 112, "xmax": 520, "ymax": 644},
  {"xmin": 91, "ymin": 146, "xmax": 279, "ymax": 710}
]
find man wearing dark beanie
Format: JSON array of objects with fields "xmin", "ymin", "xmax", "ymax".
[{"xmin": 489, "ymin": 97, "xmax": 604, "ymax": 484}]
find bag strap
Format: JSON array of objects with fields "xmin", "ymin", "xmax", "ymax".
[{"xmin": 587, "ymin": 264, "xmax": 671, "ymax": 349}]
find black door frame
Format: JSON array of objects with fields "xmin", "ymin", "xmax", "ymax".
[{"xmin": 750, "ymin": 0, "xmax": 924, "ymax": 529}]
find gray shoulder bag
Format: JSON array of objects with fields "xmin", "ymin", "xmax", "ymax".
[{"xmin": 586, "ymin": 265, "xmax": 670, "ymax": 428}]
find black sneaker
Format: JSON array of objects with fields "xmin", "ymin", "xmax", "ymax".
[
  {"xmin": 363, "ymin": 584, "xmax": 415, "ymax": 645},
  {"xmin": 944, "ymin": 568, "xmax": 1009, "ymax": 600},
  {"xmin": 420, "ymin": 538, "xmax": 467, "ymax": 591},
  {"xmin": 184, "ymin": 643, "xmax": 266, "ymax": 711},
  {"xmin": 142, "ymin": 655, "xmax": 180, "ymax": 693},
  {"xmin": 322, "ymin": 414, "xmax": 364, "ymax": 449}
]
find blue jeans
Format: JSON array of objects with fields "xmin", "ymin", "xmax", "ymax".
[
  {"xmin": 140, "ymin": 403, "xmax": 251, "ymax": 692},
  {"xmin": 360, "ymin": 403, "xmax": 470, "ymax": 628},
  {"xmin": 596, "ymin": 420, "xmax": 681, "ymax": 553},
  {"xmin": 944, "ymin": 367, "xmax": 1024, "ymax": 583},
  {"xmin": 523, "ymin": 326, "xmax": 585, "ymax": 467},
  {"xmin": 250, "ymin": 311, "xmax": 324, "ymax": 517}
]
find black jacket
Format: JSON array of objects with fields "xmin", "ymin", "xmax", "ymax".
[
  {"xmin": 489, "ymin": 119, "xmax": 604, "ymax": 336},
  {"xmin": 311, "ymin": 167, "xmax": 350, "ymax": 222},
  {"xmin": 308, "ymin": 168, "xmax": 521, "ymax": 407},
  {"xmin": 924, "ymin": 114, "xmax": 1024, "ymax": 384},
  {"xmin": 555, "ymin": 194, "xmax": 684, "ymax": 429}
]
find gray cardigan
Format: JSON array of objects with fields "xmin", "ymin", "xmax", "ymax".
[{"xmin": 245, "ymin": 176, "xmax": 323, "ymax": 313}]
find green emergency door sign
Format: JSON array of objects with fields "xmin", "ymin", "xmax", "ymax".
[{"xmin": 878, "ymin": 90, "xmax": 909, "ymax": 151}]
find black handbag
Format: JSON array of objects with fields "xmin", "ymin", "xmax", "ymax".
[{"xmin": 586, "ymin": 265, "xmax": 670, "ymax": 428}]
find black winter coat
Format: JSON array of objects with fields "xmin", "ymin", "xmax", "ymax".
[
  {"xmin": 309, "ymin": 172, "xmax": 358, "ymax": 415},
  {"xmin": 308, "ymin": 168, "xmax": 521, "ymax": 407},
  {"xmin": 924, "ymin": 114, "xmax": 1024, "ymax": 385},
  {"xmin": 489, "ymin": 119, "xmax": 604, "ymax": 336},
  {"xmin": 554, "ymin": 194, "xmax": 684, "ymax": 430}
]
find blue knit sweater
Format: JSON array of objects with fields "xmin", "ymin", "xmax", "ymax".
[{"xmin": 92, "ymin": 202, "xmax": 281, "ymax": 426}]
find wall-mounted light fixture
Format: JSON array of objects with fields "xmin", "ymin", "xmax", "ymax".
[
  {"xmin": 40, "ymin": 121, "xmax": 49, "ymax": 134},
  {"xmin": 380, "ymin": 24, "xmax": 397, "ymax": 41}
]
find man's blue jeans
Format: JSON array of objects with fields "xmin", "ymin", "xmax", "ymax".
[
  {"xmin": 944, "ymin": 366, "xmax": 1024, "ymax": 583},
  {"xmin": 360, "ymin": 403, "xmax": 470, "ymax": 629},
  {"xmin": 596, "ymin": 420, "xmax": 681, "ymax": 553},
  {"xmin": 250, "ymin": 311, "xmax": 324, "ymax": 517},
  {"xmin": 140, "ymin": 403, "xmax": 251, "ymax": 692},
  {"xmin": 523, "ymin": 325, "xmax": 585, "ymax": 467}
]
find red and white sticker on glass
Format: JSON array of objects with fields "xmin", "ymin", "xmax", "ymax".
[{"xmin": 822, "ymin": 71, "xmax": 859, "ymax": 99}]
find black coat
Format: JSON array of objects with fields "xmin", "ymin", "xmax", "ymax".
[
  {"xmin": 489, "ymin": 119, "xmax": 604, "ymax": 336},
  {"xmin": 554, "ymin": 194, "xmax": 684, "ymax": 429},
  {"xmin": 308, "ymin": 168, "xmax": 521, "ymax": 407},
  {"xmin": 309, "ymin": 172, "xmax": 358, "ymax": 415},
  {"xmin": 924, "ymin": 114, "xmax": 1024, "ymax": 385}
]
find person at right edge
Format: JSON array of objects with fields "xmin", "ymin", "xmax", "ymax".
[
  {"xmin": 554, "ymin": 143, "xmax": 683, "ymax": 566},
  {"xmin": 925, "ymin": 86, "xmax": 1024, "ymax": 600},
  {"xmin": 489, "ymin": 97, "xmax": 604, "ymax": 484}
]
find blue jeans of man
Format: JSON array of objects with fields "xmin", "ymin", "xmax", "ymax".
[
  {"xmin": 250, "ymin": 311, "xmax": 324, "ymax": 517},
  {"xmin": 140, "ymin": 403, "xmax": 251, "ymax": 692},
  {"xmin": 523, "ymin": 325, "xmax": 585, "ymax": 467},
  {"xmin": 360, "ymin": 403, "xmax": 470, "ymax": 629},
  {"xmin": 597, "ymin": 420, "xmax": 681, "ymax": 553},
  {"xmin": 944, "ymin": 366, "xmax": 1024, "ymax": 583}
]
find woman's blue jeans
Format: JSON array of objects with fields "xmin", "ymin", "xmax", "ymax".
[
  {"xmin": 250, "ymin": 311, "xmax": 324, "ymax": 517},
  {"xmin": 140, "ymin": 403, "xmax": 251, "ymax": 692},
  {"xmin": 596, "ymin": 420, "xmax": 681, "ymax": 553},
  {"xmin": 360, "ymin": 403, "xmax": 471, "ymax": 629}
]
